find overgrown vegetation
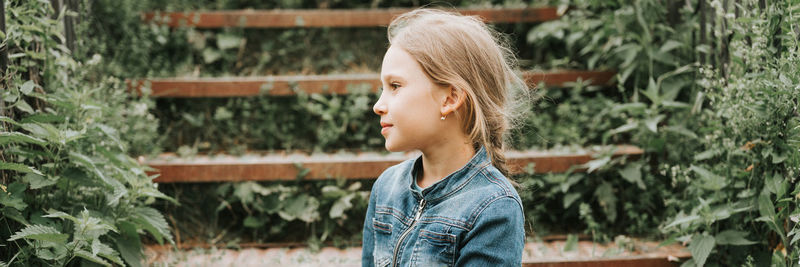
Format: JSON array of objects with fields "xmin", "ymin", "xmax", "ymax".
[
  {"xmin": 527, "ymin": 0, "xmax": 800, "ymax": 266},
  {"xmin": 1, "ymin": 1, "xmax": 170, "ymax": 266},
  {"xmin": 2, "ymin": 0, "xmax": 797, "ymax": 266}
]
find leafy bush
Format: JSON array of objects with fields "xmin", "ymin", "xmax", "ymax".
[
  {"xmin": 155, "ymin": 179, "xmax": 370, "ymax": 250},
  {"xmin": 657, "ymin": 1, "xmax": 800, "ymax": 265},
  {"xmin": 1, "ymin": 1, "xmax": 171, "ymax": 266},
  {"xmin": 529, "ymin": 0, "xmax": 800, "ymax": 266}
]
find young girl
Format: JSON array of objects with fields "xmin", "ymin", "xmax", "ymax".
[{"xmin": 362, "ymin": 8, "xmax": 527, "ymax": 267}]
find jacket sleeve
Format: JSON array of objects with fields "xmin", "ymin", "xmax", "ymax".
[
  {"xmin": 456, "ymin": 196, "xmax": 525, "ymax": 266},
  {"xmin": 361, "ymin": 181, "xmax": 378, "ymax": 267}
]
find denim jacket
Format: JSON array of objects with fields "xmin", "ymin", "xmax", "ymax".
[{"xmin": 362, "ymin": 147, "xmax": 525, "ymax": 267}]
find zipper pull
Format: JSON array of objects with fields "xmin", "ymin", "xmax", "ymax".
[{"xmin": 414, "ymin": 198, "xmax": 426, "ymax": 221}]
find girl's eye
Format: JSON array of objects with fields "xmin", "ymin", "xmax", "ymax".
[{"xmin": 390, "ymin": 83, "xmax": 400, "ymax": 90}]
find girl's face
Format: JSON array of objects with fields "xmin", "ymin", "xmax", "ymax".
[{"xmin": 373, "ymin": 46, "xmax": 448, "ymax": 152}]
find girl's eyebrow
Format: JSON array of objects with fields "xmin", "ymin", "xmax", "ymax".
[{"xmin": 381, "ymin": 74, "xmax": 405, "ymax": 82}]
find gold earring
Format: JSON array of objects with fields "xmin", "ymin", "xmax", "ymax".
[{"xmin": 441, "ymin": 115, "xmax": 446, "ymax": 121}]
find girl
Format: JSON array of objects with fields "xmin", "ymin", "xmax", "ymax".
[{"xmin": 362, "ymin": 8, "xmax": 528, "ymax": 267}]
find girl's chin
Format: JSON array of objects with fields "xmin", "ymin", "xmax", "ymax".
[{"xmin": 383, "ymin": 141, "xmax": 403, "ymax": 152}]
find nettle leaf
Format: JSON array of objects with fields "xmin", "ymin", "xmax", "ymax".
[
  {"xmin": 585, "ymin": 156, "xmax": 611, "ymax": 173},
  {"xmin": 689, "ymin": 234, "xmax": 715, "ymax": 267},
  {"xmin": 604, "ymin": 122, "xmax": 638, "ymax": 141},
  {"xmin": 0, "ymin": 116, "xmax": 20, "ymax": 126},
  {"xmin": 321, "ymin": 185, "xmax": 346, "ymax": 198},
  {"xmin": 758, "ymin": 193, "xmax": 776, "ymax": 219},
  {"xmin": 21, "ymin": 122, "xmax": 60, "ymax": 144},
  {"xmin": 140, "ymin": 186, "xmax": 179, "ymax": 204},
  {"xmin": 23, "ymin": 173, "xmax": 57, "ymax": 189},
  {"xmin": 563, "ymin": 193, "xmax": 581, "ymax": 209},
  {"xmin": 664, "ymin": 213, "xmax": 701, "ymax": 229},
  {"xmin": 618, "ymin": 162, "xmax": 645, "ymax": 189},
  {"xmin": 106, "ymin": 181, "xmax": 128, "ymax": 207},
  {"xmin": 663, "ymin": 125, "xmax": 698, "ymax": 139},
  {"xmin": 0, "ymin": 161, "xmax": 43, "ymax": 175},
  {"xmin": 594, "ymin": 182, "xmax": 617, "ymax": 222},
  {"xmin": 715, "ymin": 230, "xmax": 757, "ymax": 245},
  {"xmin": 74, "ymin": 249, "xmax": 111, "ymax": 267},
  {"xmin": 132, "ymin": 207, "xmax": 173, "ymax": 245},
  {"xmin": 216, "ymin": 33, "xmax": 243, "ymax": 50},
  {"xmin": 20, "ymin": 114, "xmax": 66, "ymax": 124},
  {"xmin": 0, "ymin": 182, "xmax": 28, "ymax": 211},
  {"xmin": 644, "ymin": 115, "xmax": 665, "ymax": 133},
  {"xmin": 15, "ymin": 99, "xmax": 34, "ymax": 114},
  {"xmin": 693, "ymin": 149, "xmax": 719, "ymax": 161},
  {"xmin": 8, "ymin": 224, "xmax": 68, "ymax": 243},
  {"xmin": 20, "ymin": 80, "xmax": 35, "ymax": 95},
  {"xmin": 278, "ymin": 193, "xmax": 320, "ymax": 223},
  {"xmin": 243, "ymin": 216, "xmax": 266, "ymax": 228},
  {"xmin": 92, "ymin": 239, "xmax": 124, "ymax": 266},
  {"xmin": 659, "ymin": 39, "xmax": 684, "ymax": 53},
  {"xmin": 73, "ymin": 210, "xmax": 117, "ymax": 242},
  {"xmin": 44, "ymin": 209, "xmax": 79, "ymax": 223},
  {"xmin": 202, "ymin": 48, "xmax": 221, "ymax": 63},
  {"xmin": 563, "ymin": 234, "xmax": 578, "ymax": 252},
  {"xmin": 329, "ymin": 193, "xmax": 356, "ymax": 219},
  {"xmin": 690, "ymin": 165, "xmax": 727, "ymax": 191},
  {"xmin": 115, "ymin": 221, "xmax": 144, "ymax": 267}
]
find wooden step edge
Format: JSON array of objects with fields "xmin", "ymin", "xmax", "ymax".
[
  {"xmin": 141, "ymin": 234, "xmax": 595, "ymax": 250},
  {"xmin": 126, "ymin": 70, "xmax": 617, "ymax": 98},
  {"xmin": 144, "ymin": 145, "xmax": 642, "ymax": 183},
  {"xmin": 522, "ymin": 256, "xmax": 688, "ymax": 267},
  {"xmin": 141, "ymin": 7, "xmax": 560, "ymax": 28},
  {"xmin": 144, "ymin": 240, "xmax": 690, "ymax": 266}
]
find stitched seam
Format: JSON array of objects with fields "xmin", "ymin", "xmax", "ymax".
[
  {"xmin": 376, "ymin": 206, "xmax": 412, "ymax": 226},
  {"xmin": 430, "ymin": 162, "xmax": 490, "ymax": 202},
  {"xmin": 483, "ymin": 168, "xmax": 513, "ymax": 195},
  {"xmin": 373, "ymin": 220, "xmax": 392, "ymax": 233},
  {"xmin": 420, "ymin": 230, "xmax": 455, "ymax": 242},
  {"xmin": 466, "ymin": 192, "xmax": 503, "ymax": 228},
  {"xmin": 417, "ymin": 219, "xmax": 469, "ymax": 231},
  {"xmin": 423, "ymin": 215, "xmax": 468, "ymax": 226},
  {"xmin": 466, "ymin": 194, "xmax": 514, "ymax": 229},
  {"xmin": 484, "ymin": 171, "xmax": 507, "ymax": 195}
]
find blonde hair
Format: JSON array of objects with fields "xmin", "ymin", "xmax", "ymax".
[{"xmin": 387, "ymin": 8, "xmax": 530, "ymax": 177}]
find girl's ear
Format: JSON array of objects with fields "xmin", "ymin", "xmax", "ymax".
[{"xmin": 441, "ymin": 85, "xmax": 467, "ymax": 117}]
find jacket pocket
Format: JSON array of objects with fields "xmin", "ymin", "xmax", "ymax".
[
  {"xmin": 415, "ymin": 229, "xmax": 457, "ymax": 266},
  {"xmin": 372, "ymin": 218, "xmax": 393, "ymax": 267}
]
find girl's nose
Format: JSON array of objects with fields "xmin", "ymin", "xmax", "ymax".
[{"xmin": 373, "ymin": 91, "xmax": 387, "ymax": 115}]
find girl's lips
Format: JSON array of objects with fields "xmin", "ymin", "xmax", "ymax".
[{"xmin": 381, "ymin": 125, "xmax": 392, "ymax": 135}]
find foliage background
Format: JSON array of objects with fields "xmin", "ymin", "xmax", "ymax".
[
  {"xmin": 1, "ymin": 0, "xmax": 798, "ymax": 266},
  {"xmin": 1, "ymin": 0, "xmax": 171, "ymax": 266}
]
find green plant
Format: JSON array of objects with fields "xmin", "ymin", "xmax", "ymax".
[
  {"xmin": 659, "ymin": 1, "xmax": 800, "ymax": 265},
  {"xmin": 1, "ymin": 1, "xmax": 172, "ymax": 266},
  {"xmin": 530, "ymin": 0, "xmax": 800, "ymax": 266},
  {"xmin": 155, "ymin": 179, "xmax": 370, "ymax": 250}
]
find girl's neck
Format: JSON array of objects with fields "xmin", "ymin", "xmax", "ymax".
[{"xmin": 417, "ymin": 140, "xmax": 476, "ymax": 189}]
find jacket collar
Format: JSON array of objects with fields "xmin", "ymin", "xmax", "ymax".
[{"xmin": 407, "ymin": 146, "xmax": 490, "ymax": 202}]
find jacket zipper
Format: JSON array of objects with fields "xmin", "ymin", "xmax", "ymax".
[{"xmin": 390, "ymin": 197, "xmax": 426, "ymax": 267}]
